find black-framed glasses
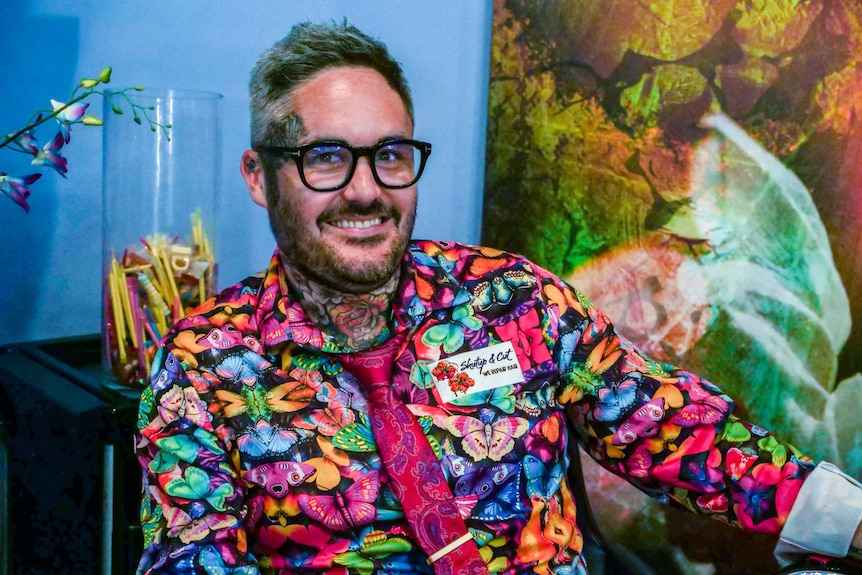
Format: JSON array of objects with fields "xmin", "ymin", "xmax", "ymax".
[{"xmin": 255, "ymin": 138, "xmax": 432, "ymax": 192}]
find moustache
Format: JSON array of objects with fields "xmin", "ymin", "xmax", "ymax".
[{"xmin": 320, "ymin": 200, "xmax": 400, "ymax": 224}]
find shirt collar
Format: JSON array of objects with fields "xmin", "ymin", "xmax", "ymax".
[{"xmin": 254, "ymin": 241, "xmax": 472, "ymax": 354}]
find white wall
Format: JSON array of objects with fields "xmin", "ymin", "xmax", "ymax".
[{"xmin": 0, "ymin": 1, "xmax": 493, "ymax": 345}]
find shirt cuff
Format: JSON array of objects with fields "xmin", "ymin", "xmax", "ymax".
[{"xmin": 775, "ymin": 461, "xmax": 862, "ymax": 566}]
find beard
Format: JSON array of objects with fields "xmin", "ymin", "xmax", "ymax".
[{"xmin": 268, "ymin": 194, "xmax": 416, "ymax": 294}]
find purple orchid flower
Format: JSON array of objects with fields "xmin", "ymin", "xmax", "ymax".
[
  {"xmin": 51, "ymin": 99, "xmax": 89, "ymax": 143},
  {"xmin": 30, "ymin": 130, "xmax": 68, "ymax": 177},
  {"xmin": 16, "ymin": 132, "xmax": 39, "ymax": 154},
  {"xmin": 0, "ymin": 172, "xmax": 41, "ymax": 213}
]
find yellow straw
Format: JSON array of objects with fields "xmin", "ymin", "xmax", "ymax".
[
  {"xmin": 116, "ymin": 259, "xmax": 138, "ymax": 349},
  {"xmin": 108, "ymin": 258, "xmax": 127, "ymax": 363},
  {"xmin": 158, "ymin": 242, "xmax": 180, "ymax": 310},
  {"xmin": 148, "ymin": 241, "xmax": 175, "ymax": 309},
  {"xmin": 140, "ymin": 269, "xmax": 169, "ymax": 335}
]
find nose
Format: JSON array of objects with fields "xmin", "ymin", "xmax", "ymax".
[{"xmin": 340, "ymin": 157, "xmax": 382, "ymax": 204}]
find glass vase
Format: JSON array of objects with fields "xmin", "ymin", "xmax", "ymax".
[{"xmin": 101, "ymin": 89, "xmax": 223, "ymax": 389}]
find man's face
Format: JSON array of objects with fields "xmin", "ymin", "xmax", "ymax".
[{"xmin": 262, "ymin": 66, "xmax": 418, "ymax": 293}]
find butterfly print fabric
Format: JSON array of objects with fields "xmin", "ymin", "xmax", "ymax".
[{"xmin": 136, "ymin": 241, "xmax": 816, "ymax": 574}]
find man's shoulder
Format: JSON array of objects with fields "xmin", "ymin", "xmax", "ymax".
[
  {"xmin": 410, "ymin": 239, "xmax": 557, "ymax": 280},
  {"xmin": 162, "ymin": 270, "xmax": 267, "ymax": 350},
  {"xmin": 410, "ymin": 239, "xmax": 527, "ymax": 263}
]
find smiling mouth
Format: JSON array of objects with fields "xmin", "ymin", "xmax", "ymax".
[{"xmin": 332, "ymin": 217, "xmax": 385, "ymax": 229}]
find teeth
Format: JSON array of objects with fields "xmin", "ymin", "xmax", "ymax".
[{"xmin": 333, "ymin": 218, "xmax": 383, "ymax": 229}]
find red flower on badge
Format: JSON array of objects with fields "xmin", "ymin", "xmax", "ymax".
[
  {"xmin": 432, "ymin": 361, "xmax": 457, "ymax": 381},
  {"xmin": 447, "ymin": 371, "xmax": 475, "ymax": 395}
]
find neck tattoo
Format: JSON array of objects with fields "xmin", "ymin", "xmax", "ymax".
[{"xmin": 281, "ymin": 258, "xmax": 400, "ymax": 351}]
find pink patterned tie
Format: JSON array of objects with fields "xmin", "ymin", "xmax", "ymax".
[{"xmin": 340, "ymin": 335, "xmax": 490, "ymax": 575}]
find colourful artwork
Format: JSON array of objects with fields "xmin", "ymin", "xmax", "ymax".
[{"xmin": 483, "ymin": 1, "xmax": 862, "ymax": 572}]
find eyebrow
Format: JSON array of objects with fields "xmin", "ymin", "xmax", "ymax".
[{"xmin": 296, "ymin": 134, "xmax": 413, "ymax": 147}]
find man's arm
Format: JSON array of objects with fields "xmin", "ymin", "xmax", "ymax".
[
  {"xmin": 538, "ymin": 267, "xmax": 861, "ymax": 565},
  {"xmin": 775, "ymin": 462, "xmax": 862, "ymax": 566},
  {"xmin": 136, "ymin": 346, "xmax": 260, "ymax": 575}
]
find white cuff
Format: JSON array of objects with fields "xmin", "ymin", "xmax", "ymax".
[{"xmin": 775, "ymin": 462, "xmax": 862, "ymax": 566}]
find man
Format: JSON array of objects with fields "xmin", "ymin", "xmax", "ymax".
[{"xmin": 135, "ymin": 20, "xmax": 862, "ymax": 575}]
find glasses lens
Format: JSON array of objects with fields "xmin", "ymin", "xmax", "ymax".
[
  {"xmin": 374, "ymin": 141, "xmax": 421, "ymax": 187},
  {"xmin": 302, "ymin": 144, "xmax": 353, "ymax": 190}
]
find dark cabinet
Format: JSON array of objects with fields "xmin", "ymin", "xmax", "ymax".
[{"xmin": 0, "ymin": 336, "xmax": 141, "ymax": 575}]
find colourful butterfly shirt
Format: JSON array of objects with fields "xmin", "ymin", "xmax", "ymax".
[{"xmin": 136, "ymin": 240, "xmax": 825, "ymax": 575}]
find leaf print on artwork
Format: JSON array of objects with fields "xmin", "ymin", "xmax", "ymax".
[{"xmin": 444, "ymin": 407, "xmax": 529, "ymax": 461}]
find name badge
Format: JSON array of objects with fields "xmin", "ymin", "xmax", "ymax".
[{"xmin": 428, "ymin": 341, "xmax": 525, "ymax": 403}]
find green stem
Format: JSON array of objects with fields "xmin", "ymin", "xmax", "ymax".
[{"xmin": 0, "ymin": 90, "xmax": 93, "ymax": 150}]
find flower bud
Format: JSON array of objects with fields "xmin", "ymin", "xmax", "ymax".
[
  {"xmin": 99, "ymin": 67, "xmax": 113, "ymax": 83},
  {"xmin": 80, "ymin": 78, "xmax": 99, "ymax": 89},
  {"xmin": 82, "ymin": 115, "xmax": 103, "ymax": 126}
]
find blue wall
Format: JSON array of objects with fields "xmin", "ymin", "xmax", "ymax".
[{"xmin": 0, "ymin": 1, "xmax": 493, "ymax": 345}]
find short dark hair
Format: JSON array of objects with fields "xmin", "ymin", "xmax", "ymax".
[{"xmin": 248, "ymin": 19, "xmax": 414, "ymax": 149}]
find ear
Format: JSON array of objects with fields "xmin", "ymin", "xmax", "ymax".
[{"xmin": 241, "ymin": 150, "xmax": 268, "ymax": 207}]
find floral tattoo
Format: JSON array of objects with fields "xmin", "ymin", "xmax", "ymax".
[{"xmin": 282, "ymin": 259, "xmax": 399, "ymax": 349}]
